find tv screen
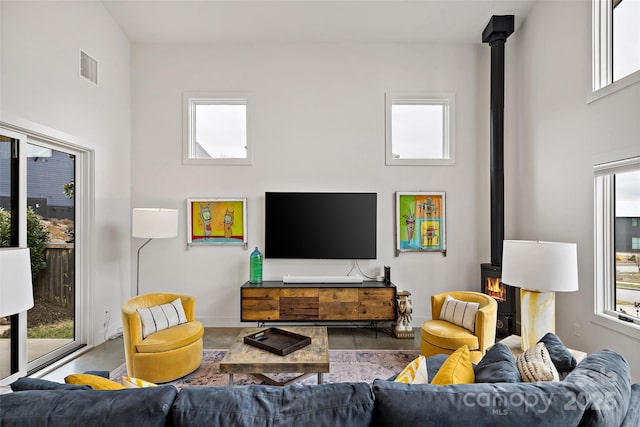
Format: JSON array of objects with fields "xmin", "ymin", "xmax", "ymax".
[{"xmin": 265, "ymin": 192, "xmax": 377, "ymax": 259}]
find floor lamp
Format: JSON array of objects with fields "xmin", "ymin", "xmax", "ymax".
[
  {"xmin": 501, "ymin": 240, "xmax": 579, "ymax": 350},
  {"xmin": 132, "ymin": 208, "xmax": 179, "ymax": 296}
]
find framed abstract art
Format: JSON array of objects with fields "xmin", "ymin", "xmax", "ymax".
[
  {"xmin": 395, "ymin": 192, "xmax": 446, "ymax": 256},
  {"xmin": 187, "ymin": 198, "xmax": 247, "ymax": 246}
]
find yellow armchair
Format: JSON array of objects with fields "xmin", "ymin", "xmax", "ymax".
[
  {"xmin": 420, "ymin": 291, "xmax": 497, "ymax": 364},
  {"xmin": 121, "ymin": 293, "xmax": 204, "ymax": 383}
]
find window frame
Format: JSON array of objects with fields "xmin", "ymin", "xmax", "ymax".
[
  {"xmin": 593, "ymin": 155, "xmax": 640, "ymax": 339},
  {"xmin": 590, "ymin": 0, "xmax": 640, "ymax": 102},
  {"xmin": 385, "ymin": 92, "xmax": 455, "ymax": 166},
  {"xmin": 182, "ymin": 92, "xmax": 253, "ymax": 166}
]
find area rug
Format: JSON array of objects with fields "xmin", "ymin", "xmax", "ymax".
[{"xmin": 110, "ymin": 349, "xmax": 420, "ymax": 389}]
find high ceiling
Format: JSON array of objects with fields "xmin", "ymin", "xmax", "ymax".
[{"xmin": 101, "ymin": 0, "xmax": 537, "ymax": 44}]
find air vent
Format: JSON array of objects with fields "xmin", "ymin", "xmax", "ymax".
[{"xmin": 80, "ymin": 50, "xmax": 98, "ymax": 85}]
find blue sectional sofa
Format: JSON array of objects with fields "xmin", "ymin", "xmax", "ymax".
[{"xmin": 1, "ymin": 348, "xmax": 638, "ymax": 427}]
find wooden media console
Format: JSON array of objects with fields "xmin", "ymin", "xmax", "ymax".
[{"xmin": 240, "ymin": 281, "xmax": 396, "ymax": 323}]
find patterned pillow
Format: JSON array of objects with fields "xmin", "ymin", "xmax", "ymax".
[
  {"xmin": 137, "ymin": 297, "xmax": 188, "ymax": 338},
  {"xmin": 439, "ymin": 295, "xmax": 480, "ymax": 332},
  {"xmin": 394, "ymin": 356, "xmax": 429, "ymax": 384},
  {"xmin": 122, "ymin": 376, "xmax": 158, "ymax": 388},
  {"xmin": 516, "ymin": 342, "xmax": 560, "ymax": 382}
]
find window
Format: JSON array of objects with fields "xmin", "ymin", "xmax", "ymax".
[
  {"xmin": 613, "ymin": 0, "xmax": 640, "ymax": 81},
  {"xmin": 592, "ymin": 0, "xmax": 640, "ymax": 99},
  {"xmin": 183, "ymin": 92, "xmax": 253, "ymax": 165},
  {"xmin": 594, "ymin": 156, "xmax": 640, "ymax": 332},
  {"xmin": 385, "ymin": 93, "xmax": 455, "ymax": 166}
]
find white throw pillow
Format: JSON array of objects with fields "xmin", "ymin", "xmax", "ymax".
[
  {"xmin": 516, "ymin": 342, "xmax": 560, "ymax": 382},
  {"xmin": 137, "ymin": 297, "xmax": 187, "ymax": 338},
  {"xmin": 439, "ymin": 295, "xmax": 480, "ymax": 333}
]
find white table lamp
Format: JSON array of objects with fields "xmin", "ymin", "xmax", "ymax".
[
  {"xmin": 132, "ymin": 208, "xmax": 178, "ymax": 296},
  {"xmin": 501, "ymin": 240, "xmax": 579, "ymax": 350},
  {"xmin": 0, "ymin": 248, "xmax": 34, "ymax": 317}
]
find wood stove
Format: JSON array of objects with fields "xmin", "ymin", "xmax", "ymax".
[
  {"xmin": 480, "ymin": 15, "xmax": 520, "ymax": 338},
  {"xmin": 481, "ymin": 263, "xmax": 520, "ymax": 338}
]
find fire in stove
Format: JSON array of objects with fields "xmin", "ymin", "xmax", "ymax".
[{"xmin": 486, "ymin": 277, "xmax": 506, "ymax": 302}]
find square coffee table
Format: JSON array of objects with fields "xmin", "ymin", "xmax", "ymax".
[{"xmin": 219, "ymin": 326, "xmax": 329, "ymax": 386}]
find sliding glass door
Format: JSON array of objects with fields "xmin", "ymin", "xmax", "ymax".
[
  {"xmin": 25, "ymin": 141, "xmax": 81, "ymax": 370},
  {"xmin": 1, "ymin": 126, "xmax": 86, "ymax": 382}
]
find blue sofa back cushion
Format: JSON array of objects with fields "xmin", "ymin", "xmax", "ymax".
[
  {"xmin": 372, "ymin": 350, "xmax": 631, "ymax": 427},
  {"xmin": 0, "ymin": 385, "xmax": 177, "ymax": 427},
  {"xmin": 538, "ymin": 332, "xmax": 577, "ymax": 374},
  {"xmin": 564, "ymin": 349, "xmax": 631, "ymax": 427},
  {"xmin": 10, "ymin": 377, "xmax": 91, "ymax": 391},
  {"xmin": 372, "ymin": 378, "xmax": 585, "ymax": 427},
  {"xmin": 474, "ymin": 342, "xmax": 521, "ymax": 383},
  {"xmin": 172, "ymin": 382, "xmax": 374, "ymax": 427},
  {"xmin": 621, "ymin": 384, "xmax": 640, "ymax": 427}
]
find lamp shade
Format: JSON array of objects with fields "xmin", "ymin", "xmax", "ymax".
[
  {"xmin": 132, "ymin": 208, "xmax": 179, "ymax": 239},
  {"xmin": 501, "ymin": 240, "xmax": 579, "ymax": 292},
  {"xmin": 0, "ymin": 248, "xmax": 34, "ymax": 317}
]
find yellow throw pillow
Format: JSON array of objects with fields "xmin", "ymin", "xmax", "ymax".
[
  {"xmin": 431, "ymin": 345, "xmax": 475, "ymax": 386},
  {"xmin": 65, "ymin": 373, "xmax": 125, "ymax": 390},
  {"xmin": 395, "ymin": 355, "xmax": 429, "ymax": 384},
  {"xmin": 121, "ymin": 376, "xmax": 158, "ymax": 388}
]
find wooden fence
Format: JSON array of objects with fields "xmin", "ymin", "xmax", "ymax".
[{"xmin": 33, "ymin": 244, "xmax": 74, "ymax": 309}]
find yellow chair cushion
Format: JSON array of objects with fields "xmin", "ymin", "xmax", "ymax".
[
  {"xmin": 421, "ymin": 320, "xmax": 479, "ymax": 351},
  {"xmin": 431, "ymin": 345, "xmax": 475, "ymax": 386},
  {"xmin": 135, "ymin": 320, "xmax": 204, "ymax": 354},
  {"xmin": 65, "ymin": 373, "xmax": 125, "ymax": 390}
]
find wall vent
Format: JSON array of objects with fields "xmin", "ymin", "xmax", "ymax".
[{"xmin": 80, "ymin": 50, "xmax": 98, "ymax": 85}]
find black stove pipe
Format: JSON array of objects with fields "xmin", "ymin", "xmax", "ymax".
[{"xmin": 482, "ymin": 15, "xmax": 514, "ymax": 267}]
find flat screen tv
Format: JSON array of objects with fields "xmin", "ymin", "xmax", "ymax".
[{"xmin": 265, "ymin": 192, "xmax": 377, "ymax": 259}]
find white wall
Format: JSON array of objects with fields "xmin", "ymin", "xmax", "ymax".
[
  {"xmin": 509, "ymin": 0, "xmax": 640, "ymax": 381},
  {"xmin": 131, "ymin": 42, "xmax": 491, "ymax": 326},
  {"xmin": 0, "ymin": 1, "xmax": 131, "ymax": 343}
]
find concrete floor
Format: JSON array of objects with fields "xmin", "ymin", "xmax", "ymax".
[{"xmin": 38, "ymin": 326, "xmax": 421, "ymax": 383}]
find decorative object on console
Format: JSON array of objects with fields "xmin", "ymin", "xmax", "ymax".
[
  {"xmin": 186, "ymin": 198, "xmax": 247, "ymax": 247},
  {"xmin": 132, "ymin": 208, "xmax": 178, "ymax": 296},
  {"xmin": 501, "ymin": 240, "xmax": 579, "ymax": 350},
  {"xmin": 249, "ymin": 247, "xmax": 263, "ymax": 284},
  {"xmin": 394, "ymin": 290, "xmax": 414, "ymax": 339},
  {"xmin": 0, "ymin": 248, "xmax": 34, "ymax": 317},
  {"xmin": 395, "ymin": 192, "xmax": 446, "ymax": 256}
]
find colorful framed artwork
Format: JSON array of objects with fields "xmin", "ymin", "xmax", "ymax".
[
  {"xmin": 187, "ymin": 198, "xmax": 247, "ymax": 246},
  {"xmin": 395, "ymin": 192, "xmax": 446, "ymax": 256}
]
